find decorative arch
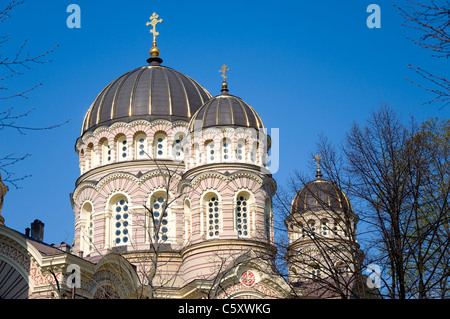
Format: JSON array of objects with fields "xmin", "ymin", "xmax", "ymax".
[
  {"xmin": 0, "ymin": 255, "xmax": 29, "ymax": 299},
  {"xmin": 91, "ymin": 253, "xmax": 139, "ymax": 299}
]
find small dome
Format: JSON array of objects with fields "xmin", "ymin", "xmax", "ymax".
[
  {"xmin": 188, "ymin": 94, "xmax": 264, "ymax": 133},
  {"xmin": 291, "ymin": 176, "xmax": 352, "ymax": 214},
  {"xmin": 81, "ymin": 64, "xmax": 212, "ymax": 135}
]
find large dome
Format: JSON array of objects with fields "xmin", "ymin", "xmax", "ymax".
[{"xmin": 81, "ymin": 63, "xmax": 212, "ymax": 135}]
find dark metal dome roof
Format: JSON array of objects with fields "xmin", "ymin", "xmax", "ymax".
[
  {"xmin": 81, "ymin": 64, "xmax": 212, "ymax": 134},
  {"xmin": 291, "ymin": 176, "xmax": 352, "ymax": 214},
  {"xmin": 188, "ymin": 93, "xmax": 264, "ymax": 133}
]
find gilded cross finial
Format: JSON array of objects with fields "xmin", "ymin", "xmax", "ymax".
[
  {"xmin": 314, "ymin": 154, "xmax": 322, "ymax": 168},
  {"xmin": 219, "ymin": 64, "xmax": 229, "ymax": 80},
  {"xmin": 314, "ymin": 154, "xmax": 323, "ymax": 179},
  {"xmin": 146, "ymin": 12, "xmax": 163, "ymax": 45},
  {"xmin": 219, "ymin": 64, "xmax": 230, "ymax": 94}
]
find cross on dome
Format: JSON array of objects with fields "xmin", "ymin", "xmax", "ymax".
[
  {"xmin": 314, "ymin": 154, "xmax": 323, "ymax": 179},
  {"xmin": 146, "ymin": 12, "xmax": 163, "ymax": 60},
  {"xmin": 219, "ymin": 64, "xmax": 230, "ymax": 94}
]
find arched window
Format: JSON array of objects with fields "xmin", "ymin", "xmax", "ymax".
[
  {"xmin": 184, "ymin": 199, "xmax": 191, "ymax": 243},
  {"xmin": 112, "ymin": 197, "xmax": 130, "ymax": 246},
  {"xmin": 80, "ymin": 202, "xmax": 93, "ymax": 254},
  {"xmin": 250, "ymin": 142, "xmax": 258, "ymax": 163},
  {"xmin": 310, "ymin": 264, "xmax": 321, "ymax": 279},
  {"xmin": 205, "ymin": 140, "xmax": 216, "ymax": 163},
  {"xmin": 321, "ymin": 219, "xmax": 329, "ymax": 236},
  {"xmin": 194, "ymin": 143, "xmax": 202, "ymax": 165},
  {"xmin": 222, "ymin": 138, "xmax": 231, "ymax": 162},
  {"xmin": 264, "ymin": 198, "xmax": 271, "ymax": 241},
  {"xmin": 149, "ymin": 192, "xmax": 170, "ymax": 242},
  {"xmin": 154, "ymin": 132, "xmax": 167, "ymax": 159},
  {"xmin": 236, "ymin": 139, "xmax": 245, "ymax": 161},
  {"xmin": 336, "ymin": 262, "xmax": 350, "ymax": 275},
  {"xmin": 135, "ymin": 133, "xmax": 147, "ymax": 159},
  {"xmin": 205, "ymin": 193, "xmax": 221, "ymax": 238},
  {"xmin": 307, "ymin": 220, "xmax": 316, "ymax": 237},
  {"xmin": 172, "ymin": 133, "xmax": 184, "ymax": 161},
  {"xmin": 117, "ymin": 136, "xmax": 128, "ymax": 161},
  {"xmin": 79, "ymin": 149, "xmax": 85, "ymax": 174},
  {"xmin": 86, "ymin": 144, "xmax": 94, "ymax": 170},
  {"xmin": 235, "ymin": 193, "xmax": 250, "ymax": 237},
  {"xmin": 101, "ymin": 139, "xmax": 111, "ymax": 165},
  {"xmin": 332, "ymin": 219, "xmax": 340, "ymax": 237}
]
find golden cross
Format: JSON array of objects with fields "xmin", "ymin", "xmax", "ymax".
[
  {"xmin": 146, "ymin": 12, "xmax": 163, "ymax": 44},
  {"xmin": 314, "ymin": 154, "xmax": 322, "ymax": 168},
  {"xmin": 219, "ymin": 64, "xmax": 229, "ymax": 81}
]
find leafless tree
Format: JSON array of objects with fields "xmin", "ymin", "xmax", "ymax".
[
  {"xmin": 274, "ymin": 168, "xmax": 373, "ymax": 299},
  {"xmin": 0, "ymin": 0, "xmax": 68, "ymax": 188},
  {"xmin": 310, "ymin": 104, "xmax": 450, "ymax": 298},
  {"xmin": 396, "ymin": 0, "xmax": 450, "ymax": 108}
]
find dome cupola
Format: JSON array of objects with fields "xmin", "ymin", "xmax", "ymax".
[
  {"xmin": 81, "ymin": 65, "xmax": 212, "ymax": 135},
  {"xmin": 184, "ymin": 65, "xmax": 269, "ymax": 172},
  {"xmin": 290, "ymin": 155, "xmax": 353, "ymax": 215},
  {"xmin": 80, "ymin": 12, "xmax": 211, "ymax": 136},
  {"xmin": 188, "ymin": 64, "xmax": 263, "ymax": 133}
]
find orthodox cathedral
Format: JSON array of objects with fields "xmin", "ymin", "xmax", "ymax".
[{"xmin": 0, "ymin": 13, "xmax": 371, "ymax": 299}]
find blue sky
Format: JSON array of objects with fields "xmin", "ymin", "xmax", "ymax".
[{"xmin": 1, "ymin": 0, "xmax": 448, "ymax": 245}]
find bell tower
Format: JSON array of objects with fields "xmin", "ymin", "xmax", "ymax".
[{"xmin": 285, "ymin": 155, "xmax": 362, "ymax": 297}]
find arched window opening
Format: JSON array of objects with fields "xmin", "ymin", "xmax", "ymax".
[
  {"xmin": 321, "ymin": 219, "xmax": 329, "ymax": 236},
  {"xmin": 79, "ymin": 149, "xmax": 85, "ymax": 174},
  {"xmin": 184, "ymin": 199, "xmax": 191, "ymax": 242},
  {"xmin": 150, "ymin": 192, "xmax": 170, "ymax": 242},
  {"xmin": 101, "ymin": 139, "xmax": 111, "ymax": 165},
  {"xmin": 308, "ymin": 263, "xmax": 322, "ymax": 279},
  {"xmin": 336, "ymin": 262, "xmax": 350, "ymax": 275},
  {"xmin": 205, "ymin": 193, "xmax": 221, "ymax": 238},
  {"xmin": 117, "ymin": 136, "xmax": 128, "ymax": 161},
  {"xmin": 250, "ymin": 142, "xmax": 258, "ymax": 163},
  {"xmin": 193, "ymin": 143, "xmax": 202, "ymax": 166},
  {"xmin": 80, "ymin": 202, "xmax": 93, "ymax": 254},
  {"xmin": 135, "ymin": 133, "xmax": 147, "ymax": 159},
  {"xmin": 235, "ymin": 193, "xmax": 250, "ymax": 237},
  {"xmin": 154, "ymin": 132, "xmax": 167, "ymax": 159},
  {"xmin": 236, "ymin": 139, "xmax": 245, "ymax": 161},
  {"xmin": 172, "ymin": 133, "xmax": 184, "ymax": 160},
  {"xmin": 112, "ymin": 197, "xmax": 130, "ymax": 246},
  {"xmin": 86, "ymin": 144, "xmax": 94, "ymax": 170},
  {"xmin": 264, "ymin": 198, "xmax": 271, "ymax": 241},
  {"xmin": 307, "ymin": 220, "xmax": 316, "ymax": 237},
  {"xmin": 222, "ymin": 138, "xmax": 231, "ymax": 161},
  {"xmin": 310, "ymin": 264, "xmax": 321, "ymax": 279},
  {"xmin": 205, "ymin": 140, "xmax": 215, "ymax": 163}
]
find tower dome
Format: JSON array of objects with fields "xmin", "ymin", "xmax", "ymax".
[
  {"xmin": 81, "ymin": 62, "xmax": 212, "ymax": 135},
  {"xmin": 187, "ymin": 66, "xmax": 263, "ymax": 133},
  {"xmin": 187, "ymin": 94, "xmax": 264, "ymax": 133},
  {"xmin": 290, "ymin": 165, "xmax": 352, "ymax": 215}
]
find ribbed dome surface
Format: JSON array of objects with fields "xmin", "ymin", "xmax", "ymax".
[
  {"xmin": 81, "ymin": 65, "xmax": 212, "ymax": 134},
  {"xmin": 188, "ymin": 94, "xmax": 264, "ymax": 133},
  {"xmin": 291, "ymin": 179, "xmax": 352, "ymax": 214}
]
